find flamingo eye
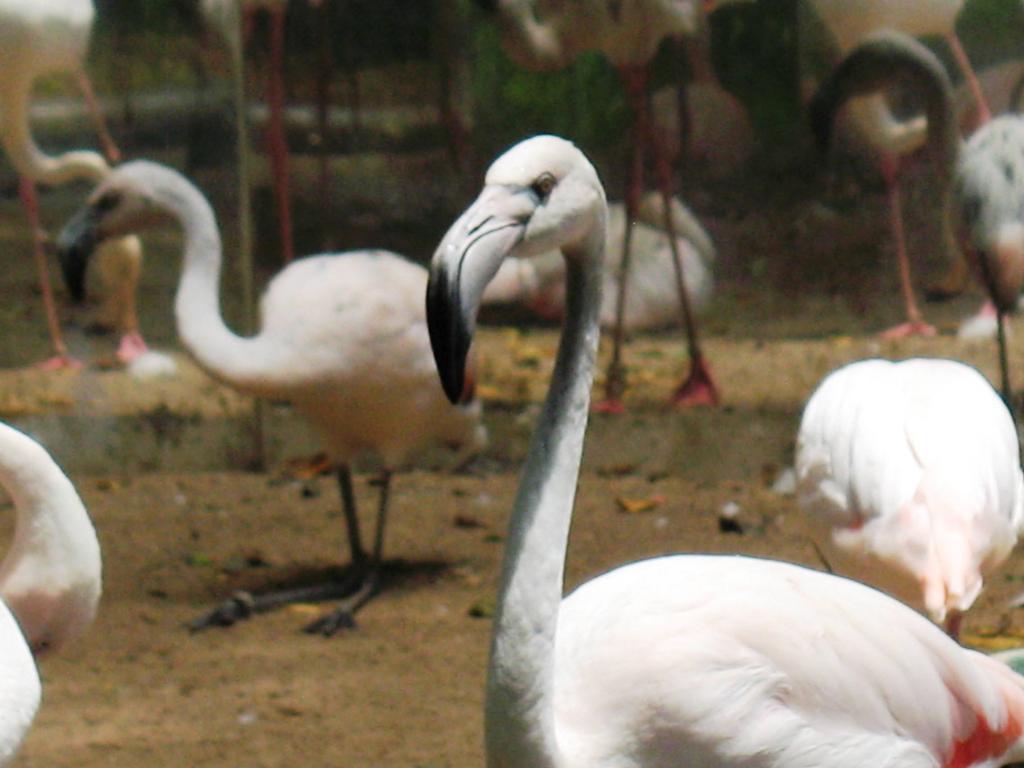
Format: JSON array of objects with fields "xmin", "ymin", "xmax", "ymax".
[
  {"xmin": 95, "ymin": 191, "xmax": 122, "ymax": 214},
  {"xmin": 531, "ymin": 173, "xmax": 556, "ymax": 201}
]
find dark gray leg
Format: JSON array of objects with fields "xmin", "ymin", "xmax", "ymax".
[
  {"xmin": 188, "ymin": 464, "xmax": 377, "ymax": 632},
  {"xmin": 302, "ymin": 469, "xmax": 393, "ymax": 636}
]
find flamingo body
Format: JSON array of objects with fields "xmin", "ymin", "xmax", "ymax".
[
  {"xmin": 485, "ymin": 196, "xmax": 714, "ymax": 331},
  {"xmin": 427, "ymin": 135, "xmax": 1024, "ymax": 768},
  {"xmin": 797, "ymin": 358, "xmax": 1023, "ymax": 626},
  {"xmin": 0, "ymin": 601, "xmax": 38, "ymax": 767}
]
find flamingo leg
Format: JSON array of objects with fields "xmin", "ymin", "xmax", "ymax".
[
  {"xmin": 878, "ymin": 155, "xmax": 936, "ymax": 339},
  {"xmin": 74, "ymin": 69, "xmax": 120, "ymax": 164},
  {"xmin": 187, "ymin": 465, "xmax": 387, "ymax": 634},
  {"xmin": 996, "ymin": 310, "xmax": 1014, "ymax": 417},
  {"xmin": 947, "ymin": 32, "xmax": 991, "ymax": 128},
  {"xmin": 304, "ymin": 468, "xmax": 392, "ymax": 636},
  {"xmin": 596, "ymin": 65, "xmax": 648, "ymax": 414},
  {"xmin": 265, "ymin": 4, "xmax": 295, "ymax": 264},
  {"xmin": 647, "ymin": 89, "xmax": 718, "ymax": 408},
  {"xmin": 19, "ymin": 178, "xmax": 80, "ymax": 371}
]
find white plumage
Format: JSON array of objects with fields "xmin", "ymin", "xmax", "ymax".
[
  {"xmin": 428, "ymin": 134, "xmax": 1024, "ymax": 768},
  {"xmin": 796, "ymin": 358, "xmax": 1023, "ymax": 632},
  {"xmin": 483, "ymin": 193, "xmax": 714, "ymax": 332},
  {"xmin": 58, "ymin": 160, "xmax": 484, "ymax": 633},
  {"xmin": 0, "ymin": 420, "xmax": 101, "ymax": 765}
]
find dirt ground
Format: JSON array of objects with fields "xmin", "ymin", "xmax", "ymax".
[{"xmin": 4, "ymin": 137, "xmax": 1024, "ymax": 766}]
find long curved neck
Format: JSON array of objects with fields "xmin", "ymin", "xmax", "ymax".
[
  {"xmin": 485, "ymin": 221, "xmax": 605, "ymax": 768},
  {"xmin": 0, "ymin": 424, "xmax": 92, "ymax": 600},
  {"xmin": 0, "ymin": 71, "xmax": 108, "ymax": 186},
  {"xmin": 162, "ymin": 176, "xmax": 279, "ymax": 395}
]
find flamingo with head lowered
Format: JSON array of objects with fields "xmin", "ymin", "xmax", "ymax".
[
  {"xmin": 0, "ymin": 419, "xmax": 101, "ymax": 764},
  {"xmin": 428, "ymin": 133, "xmax": 1024, "ymax": 768},
  {"xmin": 0, "ymin": 0, "xmax": 149, "ymax": 368},
  {"xmin": 56, "ymin": 160, "xmax": 485, "ymax": 635},
  {"xmin": 810, "ymin": 29, "xmax": 1024, "ymax": 411}
]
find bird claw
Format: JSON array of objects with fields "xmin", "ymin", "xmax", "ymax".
[
  {"xmin": 879, "ymin": 320, "xmax": 937, "ymax": 340},
  {"xmin": 302, "ymin": 608, "xmax": 357, "ymax": 637},
  {"xmin": 34, "ymin": 354, "xmax": 83, "ymax": 372},
  {"xmin": 116, "ymin": 332, "xmax": 149, "ymax": 364},
  {"xmin": 669, "ymin": 357, "xmax": 719, "ymax": 408},
  {"xmin": 187, "ymin": 591, "xmax": 256, "ymax": 632},
  {"xmin": 593, "ymin": 397, "xmax": 626, "ymax": 414}
]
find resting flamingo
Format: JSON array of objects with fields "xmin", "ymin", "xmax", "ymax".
[
  {"xmin": 0, "ymin": 0, "xmax": 149, "ymax": 367},
  {"xmin": 796, "ymin": 357, "xmax": 1023, "ymax": 640},
  {"xmin": 807, "ymin": 0, "xmax": 991, "ymax": 336},
  {"xmin": 0, "ymin": 419, "xmax": 101, "ymax": 764},
  {"xmin": 428, "ymin": 132, "xmax": 1024, "ymax": 768},
  {"xmin": 811, "ymin": 30, "xmax": 1024, "ymax": 410},
  {"xmin": 56, "ymin": 160, "xmax": 485, "ymax": 635},
  {"xmin": 477, "ymin": 0, "xmax": 720, "ymax": 410},
  {"xmin": 483, "ymin": 191, "xmax": 714, "ymax": 332}
]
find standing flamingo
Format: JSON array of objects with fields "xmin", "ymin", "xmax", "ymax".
[
  {"xmin": 807, "ymin": 0, "xmax": 991, "ymax": 336},
  {"xmin": 811, "ymin": 30, "xmax": 1024, "ymax": 410},
  {"xmin": 428, "ymin": 133, "xmax": 1024, "ymax": 768},
  {"xmin": 0, "ymin": 0, "xmax": 148, "ymax": 367},
  {"xmin": 796, "ymin": 358, "xmax": 1023, "ymax": 639},
  {"xmin": 56, "ymin": 160, "xmax": 485, "ymax": 635},
  {"xmin": 0, "ymin": 419, "xmax": 101, "ymax": 764},
  {"xmin": 478, "ymin": 0, "xmax": 720, "ymax": 410},
  {"xmin": 483, "ymin": 191, "xmax": 715, "ymax": 332}
]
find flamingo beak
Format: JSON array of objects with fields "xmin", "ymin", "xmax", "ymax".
[
  {"xmin": 56, "ymin": 205, "xmax": 102, "ymax": 304},
  {"xmin": 427, "ymin": 186, "xmax": 531, "ymax": 403}
]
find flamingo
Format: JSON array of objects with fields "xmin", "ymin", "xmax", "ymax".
[
  {"xmin": 0, "ymin": 0, "xmax": 152, "ymax": 368},
  {"xmin": 0, "ymin": 419, "xmax": 102, "ymax": 764},
  {"xmin": 483, "ymin": 191, "xmax": 714, "ymax": 332},
  {"xmin": 796, "ymin": 357, "xmax": 1023, "ymax": 639},
  {"xmin": 56, "ymin": 160, "xmax": 486, "ymax": 635},
  {"xmin": 427, "ymin": 133, "xmax": 1024, "ymax": 768},
  {"xmin": 811, "ymin": 30, "xmax": 1024, "ymax": 410},
  {"xmin": 806, "ymin": 0, "xmax": 991, "ymax": 337},
  {"xmin": 477, "ymin": 0, "xmax": 720, "ymax": 410}
]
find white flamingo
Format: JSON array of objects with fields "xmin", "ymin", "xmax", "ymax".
[
  {"xmin": 483, "ymin": 191, "xmax": 714, "ymax": 331},
  {"xmin": 0, "ymin": 420, "xmax": 101, "ymax": 764},
  {"xmin": 478, "ymin": 0, "xmax": 721, "ymax": 409},
  {"xmin": 0, "ymin": 0, "xmax": 148, "ymax": 367},
  {"xmin": 56, "ymin": 160, "xmax": 485, "ymax": 635},
  {"xmin": 807, "ymin": 0, "xmax": 991, "ymax": 337},
  {"xmin": 428, "ymin": 133, "xmax": 1024, "ymax": 768},
  {"xmin": 811, "ymin": 30, "xmax": 1024, "ymax": 408},
  {"xmin": 796, "ymin": 357, "xmax": 1023, "ymax": 639}
]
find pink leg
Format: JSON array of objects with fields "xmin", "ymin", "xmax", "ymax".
[
  {"xmin": 947, "ymin": 33, "xmax": 990, "ymax": 128},
  {"xmin": 595, "ymin": 65, "xmax": 648, "ymax": 415},
  {"xmin": 19, "ymin": 179, "xmax": 82, "ymax": 371},
  {"xmin": 116, "ymin": 331, "xmax": 149, "ymax": 365},
  {"xmin": 648, "ymin": 82, "xmax": 718, "ymax": 408},
  {"xmin": 879, "ymin": 155, "xmax": 936, "ymax": 339},
  {"xmin": 265, "ymin": 5, "xmax": 295, "ymax": 264},
  {"xmin": 75, "ymin": 70, "xmax": 120, "ymax": 165}
]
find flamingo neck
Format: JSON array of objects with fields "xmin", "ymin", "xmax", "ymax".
[
  {"xmin": 0, "ymin": 423, "xmax": 99, "ymax": 633},
  {"xmin": 0, "ymin": 73, "xmax": 107, "ymax": 186},
  {"xmin": 485, "ymin": 223, "xmax": 605, "ymax": 768},
  {"xmin": 162, "ymin": 177, "xmax": 274, "ymax": 394}
]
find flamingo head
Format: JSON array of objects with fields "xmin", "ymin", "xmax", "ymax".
[
  {"xmin": 56, "ymin": 162, "xmax": 181, "ymax": 303},
  {"xmin": 427, "ymin": 135, "xmax": 605, "ymax": 403}
]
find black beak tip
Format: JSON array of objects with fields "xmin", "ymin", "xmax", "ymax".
[
  {"xmin": 426, "ymin": 268, "xmax": 470, "ymax": 405},
  {"xmin": 56, "ymin": 240, "xmax": 89, "ymax": 304}
]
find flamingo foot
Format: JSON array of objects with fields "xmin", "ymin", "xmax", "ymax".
[
  {"xmin": 302, "ymin": 571, "xmax": 379, "ymax": 637},
  {"xmin": 879, "ymin": 320, "xmax": 937, "ymax": 339},
  {"xmin": 116, "ymin": 331, "xmax": 149, "ymax": 364},
  {"xmin": 593, "ymin": 397, "xmax": 627, "ymax": 415},
  {"xmin": 34, "ymin": 354, "xmax": 83, "ymax": 372},
  {"xmin": 668, "ymin": 355, "xmax": 719, "ymax": 408}
]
